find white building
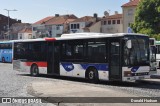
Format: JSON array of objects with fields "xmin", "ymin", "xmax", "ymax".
[
  {"xmin": 32, "ymin": 14, "xmax": 77, "ymax": 38},
  {"xmin": 69, "ymin": 14, "xmax": 101, "ymax": 33},
  {"xmin": 121, "ymin": 0, "xmax": 140, "ymax": 33},
  {"xmin": 18, "ymin": 28, "xmax": 32, "ymax": 39},
  {"xmin": 101, "ymin": 13, "xmax": 123, "ymax": 33}
]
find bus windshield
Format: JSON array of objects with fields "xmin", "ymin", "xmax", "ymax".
[{"xmin": 123, "ymin": 35, "xmax": 149, "ymax": 66}]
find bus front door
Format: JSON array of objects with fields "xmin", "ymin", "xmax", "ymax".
[
  {"xmin": 47, "ymin": 42, "xmax": 60, "ymax": 75},
  {"xmin": 109, "ymin": 40, "xmax": 122, "ymax": 81}
]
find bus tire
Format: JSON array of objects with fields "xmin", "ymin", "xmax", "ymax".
[
  {"xmin": 2, "ymin": 57, "xmax": 5, "ymax": 63},
  {"xmin": 31, "ymin": 64, "xmax": 39, "ymax": 77},
  {"xmin": 86, "ymin": 67, "xmax": 99, "ymax": 83}
]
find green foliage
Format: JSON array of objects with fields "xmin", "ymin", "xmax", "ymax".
[{"xmin": 131, "ymin": 0, "xmax": 160, "ymax": 38}]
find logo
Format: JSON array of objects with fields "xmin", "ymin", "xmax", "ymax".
[
  {"xmin": 61, "ymin": 63, "xmax": 74, "ymax": 72},
  {"xmin": 2, "ymin": 98, "xmax": 11, "ymax": 103},
  {"xmin": 131, "ymin": 66, "xmax": 139, "ymax": 72}
]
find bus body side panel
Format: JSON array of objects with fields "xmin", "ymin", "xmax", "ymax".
[
  {"xmin": 60, "ymin": 62, "xmax": 109, "ymax": 81},
  {"xmin": 122, "ymin": 66, "xmax": 150, "ymax": 81},
  {"xmin": 13, "ymin": 60, "xmax": 47, "ymax": 74}
]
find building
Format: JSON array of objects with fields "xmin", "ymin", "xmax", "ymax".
[
  {"xmin": 18, "ymin": 28, "xmax": 32, "ymax": 39},
  {"xmin": 101, "ymin": 12, "xmax": 123, "ymax": 33},
  {"xmin": 0, "ymin": 14, "xmax": 21, "ymax": 40},
  {"xmin": 9, "ymin": 23, "xmax": 31, "ymax": 40},
  {"xmin": 69, "ymin": 14, "xmax": 101, "ymax": 33},
  {"xmin": 122, "ymin": 0, "xmax": 140, "ymax": 33},
  {"xmin": 45, "ymin": 14, "xmax": 77, "ymax": 37},
  {"xmin": 32, "ymin": 16, "xmax": 54, "ymax": 38},
  {"xmin": 32, "ymin": 14, "xmax": 77, "ymax": 38}
]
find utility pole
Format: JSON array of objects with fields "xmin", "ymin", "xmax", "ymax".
[{"xmin": 4, "ymin": 9, "xmax": 17, "ymax": 40}]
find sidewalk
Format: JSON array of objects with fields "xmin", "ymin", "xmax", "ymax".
[{"xmin": 27, "ymin": 76, "xmax": 160, "ymax": 106}]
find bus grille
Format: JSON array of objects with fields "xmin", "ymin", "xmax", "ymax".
[{"xmin": 13, "ymin": 60, "xmax": 21, "ymax": 70}]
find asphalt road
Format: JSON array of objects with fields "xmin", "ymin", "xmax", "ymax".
[{"xmin": 0, "ymin": 63, "xmax": 160, "ymax": 106}]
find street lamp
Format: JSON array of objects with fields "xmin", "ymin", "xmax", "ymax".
[{"xmin": 4, "ymin": 9, "xmax": 17, "ymax": 40}]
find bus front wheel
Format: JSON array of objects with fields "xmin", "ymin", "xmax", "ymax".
[
  {"xmin": 86, "ymin": 67, "xmax": 99, "ymax": 83},
  {"xmin": 31, "ymin": 64, "xmax": 39, "ymax": 77}
]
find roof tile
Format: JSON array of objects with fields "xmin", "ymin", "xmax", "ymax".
[
  {"xmin": 122, "ymin": 0, "xmax": 140, "ymax": 7},
  {"xmin": 103, "ymin": 14, "xmax": 122, "ymax": 20},
  {"xmin": 33, "ymin": 16, "xmax": 54, "ymax": 25}
]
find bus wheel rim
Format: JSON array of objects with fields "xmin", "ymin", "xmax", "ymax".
[{"xmin": 89, "ymin": 71, "xmax": 94, "ymax": 79}]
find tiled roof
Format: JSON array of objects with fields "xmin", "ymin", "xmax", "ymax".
[
  {"xmin": 72, "ymin": 16, "xmax": 94, "ymax": 22},
  {"xmin": 122, "ymin": 0, "xmax": 140, "ymax": 7},
  {"xmin": 33, "ymin": 16, "xmax": 54, "ymax": 25},
  {"xmin": 19, "ymin": 28, "xmax": 32, "ymax": 33},
  {"xmin": 103, "ymin": 14, "xmax": 123, "ymax": 20},
  {"xmin": 44, "ymin": 14, "xmax": 77, "ymax": 25}
]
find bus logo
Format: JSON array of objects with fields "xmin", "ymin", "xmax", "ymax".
[{"xmin": 61, "ymin": 63, "xmax": 74, "ymax": 72}]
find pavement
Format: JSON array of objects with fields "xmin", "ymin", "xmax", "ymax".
[{"xmin": 27, "ymin": 70, "xmax": 160, "ymax": 106}]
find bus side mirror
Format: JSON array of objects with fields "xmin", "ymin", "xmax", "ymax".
[{"xmin": 126, "ymin": 40, "xmax": 132, "ymax": 49}]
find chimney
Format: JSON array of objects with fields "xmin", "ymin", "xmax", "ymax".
[
  {"xmin": 115, "ymin": 11, "xmax": 118, "ymax": 15},
  {"xmin": 104, "ymin": 11, "xmax": 109, "ymax": 17},
  {"xmin": 93, "ymin": 13, "xmax": 98, "ymax": 21},
  {"xmin": 93, "ymin": 13, "xmax": 98, "ymax": 18},
  {"xmin": 55, "ymin": 14, "xmax": 59, "ymax": 17}
]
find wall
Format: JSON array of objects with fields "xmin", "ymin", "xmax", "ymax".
[{"xmin": 122, "ymin": 6, "xmax": 136, "ymax": 33}]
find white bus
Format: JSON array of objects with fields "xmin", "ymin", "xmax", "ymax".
[
  {"xmin": 149, "ymin": 38, "xmax": 157, "ymax": 74},
  {"xmin": 13, "ymin": 33, "xmax": 150, "ymax": 82},
  {"xmin": 156, "ymin": 40, "xmax": 160, "ymax": 69}
]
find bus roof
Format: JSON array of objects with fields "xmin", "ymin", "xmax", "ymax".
[
  {"xmin": 13, "ymin": 33, "xmax": 147, "ymax": 42},
  {"xmin": 0, "ymin": 41, "xmax": 13, "ymax": 43}
]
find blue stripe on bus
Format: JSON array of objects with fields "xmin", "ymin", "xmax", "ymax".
[
  {"xmin": 80, "ymin": 64, "xmax": 108, "ymax": 71},
  {"xmin": 131, "ymin": 66, "xmax": 139, "ymax": 72},
  {"xmin": 61, "ymin": 62, "xmax": 108, "ymax": 72}
]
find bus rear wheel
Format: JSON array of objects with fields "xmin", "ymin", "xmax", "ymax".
[
  {"xmin": 86, "ymin": 68, "xmax": 99, "ymax": 83},
  {"xmin": 2, "ymin": 57, "xmax": 5, "ymax": 63},
  {"xmin": 31, "ymin": 64, "xmax": 39, "ymax": 77}
]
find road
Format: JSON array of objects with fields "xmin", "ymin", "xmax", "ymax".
[{"xmin": 0, "ymin": 63, "xmax": 160, "ymax": 106}]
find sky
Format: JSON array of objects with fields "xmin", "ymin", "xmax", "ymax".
[{"xmin": 0, "ymin": 0, "xmax": 129, "ymax": 23}]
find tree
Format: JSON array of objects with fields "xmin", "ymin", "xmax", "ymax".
[{"xmin": 131, "ymin": 0, "xmax": 160, "ymax": 39}]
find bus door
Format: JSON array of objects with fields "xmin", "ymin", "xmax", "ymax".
[
  {"xmin": 109, "ymin": 39, "xmax": 122, "ymax": 81},
  {"xmin": 47, "ymin": 42, "xmax": 60, "ymax": 75}
]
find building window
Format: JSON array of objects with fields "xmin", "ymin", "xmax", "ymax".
[
  {"xmin": 19, "ymin": 34, "xmax": 22, "ymax": 39},
  {"xmin": 117, "ymin": 20, "xmax": 120, "ymax": 24},
  {"xmin": 103, "ymin": 21, "xmax": 106, "ymax": 25},
  {"xmin": 112, "ymin": 20, "xmax": 116, "ymax": 24},
  {"xmin": 71, "ymin": 24, "xmax": 80, "ymax": 29},
  {"xmin": 77, "ymin": 24, "xmax": 79, "ymax": 29},
  {"xmin": 56, "ymin": 26, "xmax": 59, "ymax": 30},
  {"xmin": 33, "ymin": 27, "xmax": 37, "ymax": 31},
  {"xmin": 108, "ymin": 20, "xmax": 111, "ymax": 25},
  {"xmin": 128, "ymin": 9, "xmax": 133, "ymax": 16}
]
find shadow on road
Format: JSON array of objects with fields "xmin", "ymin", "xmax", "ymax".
[{"xmin": 17, "ymin": 73, "xmax": 160, "ymax": 90}]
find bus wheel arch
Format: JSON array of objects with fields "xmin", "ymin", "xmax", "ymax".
[
  {"xmin": 85, "ymin": 66, "xmax": 99, "ymax": 83},
  {"xmin": 30, "ymin": 63, "xmax": 39, "ymax": 77}
]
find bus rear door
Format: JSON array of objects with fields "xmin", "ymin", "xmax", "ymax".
[{"xmin": 47, "ymin": 42, "xmax": 60, "ymax": 75}]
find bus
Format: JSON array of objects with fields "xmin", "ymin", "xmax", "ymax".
[
  {"xmin": 0, "ymin": 41, "xmax": 13, "ymax": 63},
  {"xmin": 13, "ymin": 33, "xmax": 150, "ymax": 82},
  {"xmin": 156, "ymin": 40, "xmax": 160, "ymax": 69},
  {"xmin": 149, "ymin": 38, "xmax": 157, "ymax": 74}
]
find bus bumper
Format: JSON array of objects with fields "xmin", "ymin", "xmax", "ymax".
[{"xmin": 122, "ymin": 75, "xmax": 150, "ymax": 82}]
